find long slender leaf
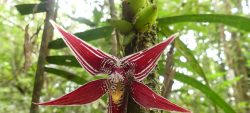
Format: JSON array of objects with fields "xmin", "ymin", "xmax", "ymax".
[
  {"xmin": 174, "ymin": 72, "xmax": 236, "ymax": 113},
  {"xmin": 175, "ymin": 38, "xmax": 208, "ymax": 84},
  {"xmin": 44, "ymin": 67, "xmax": 86, "ymax": 84},
  {"xmin": 68, "ymin": 16, "xmax": 97, "ymax": 27},
  {"xmin": 46, "ymin": 55, "xmax": 81, "ymax": 67},
  {"xmin": 15, "ymin": 3, "xmax": 47, "ymax": 15},
  {"xmin": 49, "ymin": 26, "xmax": 113, "ymax": 49},
  {"xmin": 158, "ymin": 14, "xmax": 250, "ymax": 32},
  {"xmin": 158, "ymin": 25, "xmax": 208, "ymax": 85},
  {"xmin": 49, "ymin": 14, "xmax": 250, "ymax": 49}
]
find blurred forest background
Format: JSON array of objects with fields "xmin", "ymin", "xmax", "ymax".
[{"xmin": 0, "ymin": 0, "xmax": 250, "ymax": 113}]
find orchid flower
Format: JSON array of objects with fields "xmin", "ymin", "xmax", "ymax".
[{"xmin": 37, "ymin": 20, "xmax": 191, "ymax": 113}]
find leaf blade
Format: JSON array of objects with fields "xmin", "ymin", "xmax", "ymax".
[
  {"xmin": 68, "ymin": 16, "xmax": 97, "ymax": 27},
  {"xmin": 44, "ymin": 67, "xmax": 86, "ymax": 84},
  {"xmin": 15, "ymin": 3, "xmax": 47, "ymax": 15},
  {"xmin": 49, "ymin": 26, "xmax": 113, "ymax": 49},
  {"xmin": 46, "ymin": 55, "xmax": 81, "ymax": 67},
  {"xmin": 175, "ymin": 38, "xmax": 208, "ymax": 84},
  {"xmin": 157, "ymin": 25, "xmax": 208, "ymax": 85},
  {"xmin": 174, "ymin": 72, "xmax": 236, "ymax": 113},
  {"xmin": 158, "ymin": 14, "xmax": 250, "ymax": 32}
]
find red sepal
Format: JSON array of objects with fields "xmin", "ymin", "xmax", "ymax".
[
  {"xmin": 37, "ymin": 79, "xmax": 108, "ymax": 106},
  {"xmin": 121, "ymin": 34, "xmax": 177, "ymax": 81},
  {"xmin": 50, "ymin": 20, "xmax": 117, "ymax": 76},
  {"xmin": 131, "ymin": 81, "xmax": 190, "ymax": 113}
]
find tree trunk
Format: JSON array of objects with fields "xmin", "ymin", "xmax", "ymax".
[
  {"xmin": 217, "ymin": 0, "xmax": 250, "ymax": 112},
  {"xmin": 125, "ymin": 34, "xmax": 159, "ymax": 113},
  {"xmin": 224, "ymin": 33, "xmax": 250, "ymax": 113},
  {"xmin": 122, "ymin": 1, "xmax": 159, "ymax": 113},
  {"xmin": 29, "ymin": 0, "xmax": 55, "ymax": 113}
]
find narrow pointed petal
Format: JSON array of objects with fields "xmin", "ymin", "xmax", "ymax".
[
  {"xmin": 37, "ymin": 79, "xmax": 108, "ymax": 106},
  {"xmin": 131, "ymin": 81, "xmax": 190, "ymax": 113},
  {"xmin": 121, "ymin": 34, "xmax": 177, "ymax": 81},
  {"xmin": 50, "ymin": 20, "xmax": 116, "ymax": 76}
]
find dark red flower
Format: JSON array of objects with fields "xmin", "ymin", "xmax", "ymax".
[{"xmin": 37, "ymin": 20, "xmax": 191, "ymax": 113}]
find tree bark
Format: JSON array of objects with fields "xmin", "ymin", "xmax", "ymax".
[
  {"xmin": 218, "ymin": 0, "xmax": 250, "ymax": 112},
  {"xmin": 224, "ymin": 33, "xmax": 250, "ymax": 113},
  {"xmin": 122, "ymin": 1, "xmax": 159, "ymax": 113},
  {"xmin": 29, "ymin": 1, "xmax": 55, "ymax": 113}
]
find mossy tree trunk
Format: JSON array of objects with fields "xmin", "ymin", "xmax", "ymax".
[{"xmin": 121, "ymin": 0, "xmax": 160, "ymax": 113}]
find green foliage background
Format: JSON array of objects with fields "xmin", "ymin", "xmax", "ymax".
[{"xmin": 0, "ymin": 0, "xmax": 250, "ymax": 113}]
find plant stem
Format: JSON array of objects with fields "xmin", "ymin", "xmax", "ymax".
[{"xmin": 29, "ymin": 0, "xmax": 55, "ymax": 113}]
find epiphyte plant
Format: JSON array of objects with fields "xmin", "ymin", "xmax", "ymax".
[{"xmin": 37, "ymin": 20, "xmax": 191, "ymax": 113}]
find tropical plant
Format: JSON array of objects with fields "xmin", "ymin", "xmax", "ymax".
[{"xmin": 3, "ymin": 0, "xmax": 248, "ymax": 113}]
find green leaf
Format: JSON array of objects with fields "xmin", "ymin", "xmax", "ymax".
[
  {"xmin": 157, "ymin": 25, "xmax": 208, "ymax": 85},
  {"xmin": 49, "ymin": 26, "xmax": 113, "ymax": 49},
  {"xmin": 46, "ymin": 55, "xmax": 81, "ymax": 67},
  {"xmin": 158, "ymin": 14, "xmax": 250, "ymax": 32},
  {"xmin": 44, "ymin": 67, "xmax": 86, "ymax": 84},
  {"xmin": 175, "ymin": 38, "xmax": 209, "ymax": 84},
  {"xmin": 15, "ymin": 3, "xmax": 47, "ymax": 15},
  {"xmin": 175, "ymin": 72, "xmax": 236, "ymax": 113},
  {"xmin": 68, "ymin": 16, "xmax": 97, "ymax": 27}
]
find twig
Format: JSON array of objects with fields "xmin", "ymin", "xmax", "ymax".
[{"xmin": 161, "ymin": 43, "xmax": 175, "ymax": 98}]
